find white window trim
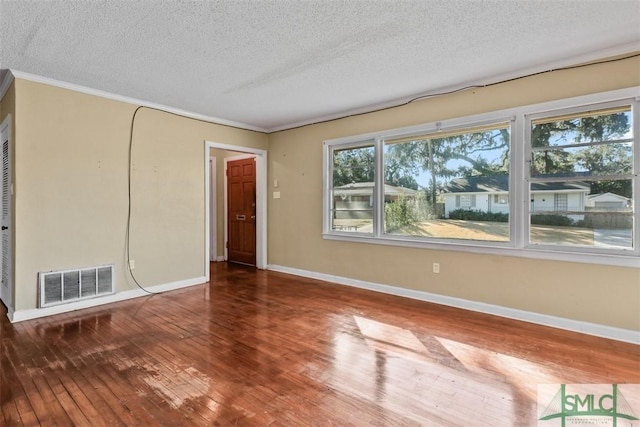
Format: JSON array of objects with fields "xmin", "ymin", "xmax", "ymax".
[
  {"xmin": 324, "ymin": 139, "xmax": 377, "ymax": 236},
  {"xmin": 523, "ymin": 97, "xmax": 638, "ymax": 258},
  {"xmin": 323, "ymin": 87, "xmax": 640, "ymax": 268}
]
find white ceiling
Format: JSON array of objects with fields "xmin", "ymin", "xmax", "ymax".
[{"xmin": 1, "ymin": 1, "xmax": 639, "ymax": 132}]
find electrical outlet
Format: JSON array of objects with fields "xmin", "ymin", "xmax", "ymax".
[
  {"xmin": 432, "ymin": 262, "xmax": 440, "ymax": 274},
  {"xmin": 129, "ymin": 259, "xmax": 135, "ymax": 270}
]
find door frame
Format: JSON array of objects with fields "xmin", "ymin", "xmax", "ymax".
[
  {"xmin": 204, "ymin": 141, "xmax": 267, "ymax": 279},
  {"xmin": 209, "ymin": 156, "xmax": 217, "ymax": 262}
]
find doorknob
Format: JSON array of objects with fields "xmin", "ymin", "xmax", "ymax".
[{"xmin": 1, "ymin": 226, "xmax": 7, "ymax": 231}]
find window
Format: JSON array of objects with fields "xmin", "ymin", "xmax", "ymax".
[
  {"xmin": 324, "ymin": 89, "xmax": 639, "ymax": 266},
  {"xmin": 458, "ymin": 195, "xmax": 476, "ymax": 208},
  {"xmin": 382, "ymin": 122, "xmax": 511, "ymax": 242},
  {"xmin": 554, "ymin": 194, "xmax": 568, "ymax": 211},
  {"xmin": 328, "ymin": 121, "xmax": 513, "ymax": 242},
  {"xmin": 527, "ymin": 102, "xmax": 635, "ymax": 251},
  {"xmin": 330, "ymin": 144, "xmax": 375, "ymax": 233},
  {"xmin": 494, "ymin": 194, "xmax": 506, "ymax": 204}
]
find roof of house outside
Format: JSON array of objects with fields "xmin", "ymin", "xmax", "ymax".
[
  {"xmin": 334, "ymin": 182, "xmax": 419, "ymax": 196},
  {"xmin": 443, "ymin": 175, "xmax": 591, "ymax": 193},
  {"xmin": 586, "ymin": 192, "xmax": 630, "ymax": 201}
]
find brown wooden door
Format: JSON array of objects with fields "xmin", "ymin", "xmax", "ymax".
[{"xmin": 227, "ymin": 157, "xmax": 256, "ymax": 266}]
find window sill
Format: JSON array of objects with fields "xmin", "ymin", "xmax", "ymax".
[{"xmin": 322, "ymin": 232, "xmax": 640, "ymax": 268}]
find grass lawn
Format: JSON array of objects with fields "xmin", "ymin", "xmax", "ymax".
[
  {"xmin": 333, "ymin": 218, "xmax": 596, "ymax": 245},
  {"xmin": 389, "ymin": 220, "xmax": 595, "ymax": 245}
]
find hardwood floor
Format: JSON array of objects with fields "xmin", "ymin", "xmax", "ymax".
[{"xmin": 1, "ymin": 262, "xmax": 638, "ymax": 426}]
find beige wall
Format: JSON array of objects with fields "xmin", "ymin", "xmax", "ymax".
[
  {"xmin": 267, "ymin": 55, "xmax": 640, "ymax": 331},
  {"xmin": 6, "ymin": 56, "xmax": 640, "ymax": 331},
  {"xmin": 13, "ymin": 79, "xmax": 267, "ymax": 311}
]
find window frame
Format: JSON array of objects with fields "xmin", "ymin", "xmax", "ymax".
[
  {"xmin": 524, "ymin": 99, "xmax": 638, "ymax": 257},
  {"xmin": 323, "ymin": 87, "xmax": 640, "ymax": 268},
  {"xmin": 325, "ymin": 139, "xmax": 377, "ymax": 236}
]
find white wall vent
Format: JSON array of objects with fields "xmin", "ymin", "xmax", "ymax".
[{"xmin": 38, "ymin": 265, "xmax": 115, "ymax": 308}]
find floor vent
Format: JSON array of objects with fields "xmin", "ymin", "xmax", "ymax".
[{"xmin": 39, "ymin": 265, "xmax": 115, "ymax": 308}]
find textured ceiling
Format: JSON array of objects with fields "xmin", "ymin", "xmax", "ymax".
[{"xmin": 1, "ymin": 0, "xmax": 639, "ymax": 132}]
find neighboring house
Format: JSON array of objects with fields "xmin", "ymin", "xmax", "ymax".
[
  {"xmin": 442, "ymin": 175, "xmax": 591, "ymax": 220},
  {"xmin": 586, "ymin": 192, "xmax": 630, "ymax": 209},
  {"xmin": 584, "ymin": 192, "xmax": 633, "ymax": 229},
  {"xmin": 333, "ymin": 182, "xmax": 418, "ymax": 219}
]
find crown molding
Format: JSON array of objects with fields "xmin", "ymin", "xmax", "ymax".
[
  {"xmin": 266, "ymin": 42, "xmax": 640, "ymax": 133},
  {"xmin": 5, "ymin": 41, "xmax": 639, "ymax": 134},
  {"xmin": 8, "ymin": 70, "xmax": 268, "ymax": 133}
]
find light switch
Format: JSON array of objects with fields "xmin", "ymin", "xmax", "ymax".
[
  {"xmin": 274, "ymin": 179, "xmax": 279, "ymax": 188},
  {"xmin": 273, "ymin": 191, "xmax": 281, "ymax": 199}
]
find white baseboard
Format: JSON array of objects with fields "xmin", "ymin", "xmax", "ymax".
[
  {"xmin": 8, "ymin": 276, "xmax": 207, "ymax": 323},
  {"xmin": 215, "ymin": 256, "xmax": 225, "ymax": 262},
  {"xmin": 267, "ymin": 264, "xmax": 639, "ymax": 344}
]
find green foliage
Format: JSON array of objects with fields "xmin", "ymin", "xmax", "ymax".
[
  {"xmin": 390, "ymin": 175, "xmax": 419, "ymax": 190},
  {"xmin": 385, "ymin": 141, "xmax": 421, "ymax": 190},
  {"xmin": 531, "ymin": 112, "xmax": 629, "ymax": 148},
  {"xmin": 448, "ymin": 209, "xmax": 508, "ymax": 222},
  {"xmin": 590, "ymin": 180, "xmax": 632, "ymax": 199},
  {"xmin": 530, "ymin": 214, "xmax": 574, "ymax": 227},
  {"xmin": 333, "ymin": 146, "xmax": 374, "ymax": 187},
  {"xmin": 426, "ymin": 128, "xmax": 511, "ymax": 178},
  {"xmin": 333, "ymin": 144, "xmax": 419, "ymax": 189},
  {"xmin": 530, "ymin": 149, "xmax": 574, "ymax": 176},
  {"xmin": 384, "ymin": 197, "xmax": 418, "ymax": 231},
  {"xmin": 384, "ymin": 127, "xmax": 511, "ymax": 206},
  {"xmin": 335, "ymin": 112, "xmax": 632, "ymax": 206},
  {"xmin": 530, "ymin": 111, "xmax": 630, "ymax": 176}
]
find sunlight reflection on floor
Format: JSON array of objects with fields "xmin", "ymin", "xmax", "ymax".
[{"xmin": 320, "ymin": 315, "xmax": 564, "ymax": 425}]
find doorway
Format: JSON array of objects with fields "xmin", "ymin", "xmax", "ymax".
[{"xmin": 204, "ymin": 141, "xmax": 267, "ymax": 280}]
